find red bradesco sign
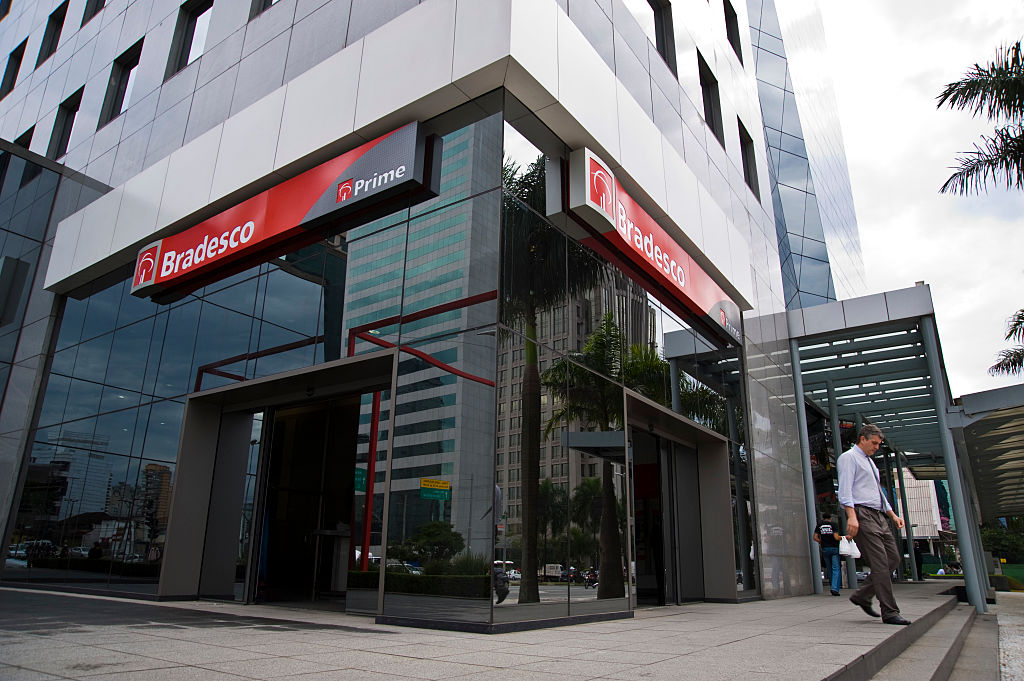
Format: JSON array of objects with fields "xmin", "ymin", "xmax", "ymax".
[
  {"xmin": 132, "ymin": 122, "xmax": 440, "ymax": 299},
  {"xmin": 567, "ymin": 148, "xmax": 741, "ymax": 343}
]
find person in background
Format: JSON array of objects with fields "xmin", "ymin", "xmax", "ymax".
[{"xmin": 814, "ymin": 513, "xmax": 842, "ymax": 596}]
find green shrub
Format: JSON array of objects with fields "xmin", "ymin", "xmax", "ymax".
[
  {"xmin": 29, "ymin": 558, "xmax": 159, "ymax": 579},
  {"xmin": 449, "ymin": 552, "xmax": 489, "ymax": 576},
  {"xmin": 383, "ymin": 573, "xmax": 489, "ymax": 598}
]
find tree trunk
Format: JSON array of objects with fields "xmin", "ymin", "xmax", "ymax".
[
  {"xmin": 597, "ymin": 458, "xmax": 625, "ymax": 599},
  {"xmin": 518, "ymin": 315, "xmax": 541, "ymax": 603}
]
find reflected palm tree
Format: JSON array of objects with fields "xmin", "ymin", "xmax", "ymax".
[
  {"xmin": 501, "ymin": 157, "xmax": 605, "ymax": 603},
  {"xmin": 541, "ymin": 313, "xmax": 667, "ymax": 599}
]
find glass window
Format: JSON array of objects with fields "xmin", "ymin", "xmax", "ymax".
[
  {"xmin": 81, "ymin": 0, "xmax": 105, "ymax": 25},
  {"xmin": 166, "ymin": 0, "xmax": 213, "ymax": 79},
  {"xmin": 36, "ymin": 1, "xmax": 68, "ymax": 68},
  {"xmin": 0, "ymin": 40, "xmax": 27, "ymax": 100},
  {"xmin": 99, "ymin": 40, "xmax": 143, "ymax": 128},
  {"xmin": 698, "ymin": 53, "xmax": 724, "ymax": 146}
]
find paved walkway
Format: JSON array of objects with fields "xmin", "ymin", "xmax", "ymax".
[
  {"xmin": 999, "ymin": 591, "xmax": 1024, "ymax": 680},
  {"xmin": 0, "ymin": 583, "xmax": 961, "ymax": 681}
]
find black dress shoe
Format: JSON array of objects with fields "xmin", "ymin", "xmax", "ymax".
[
  {"xmin": 850, "ymin": 596, "xmax": 881, "ymax": 618},
  {"xmin": 883, "ymin": 615, "xmax": 911, "ymax": 625},
  {"xmin": 830, "ymin": 589, "xmax": 840, "ymax": 596}
]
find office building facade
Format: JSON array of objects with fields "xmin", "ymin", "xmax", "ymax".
[{"xmin": 0, "ymin": 0, "xmax": 846, "ymax": 629}]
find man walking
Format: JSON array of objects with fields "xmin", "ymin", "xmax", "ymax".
[
  {"xmin": 814, "ymin": 513, "xmax": 842, "ymax": 596},
  {"xmin": 838, "ymin": 424, "xmax": 911, "ymax": 625}
]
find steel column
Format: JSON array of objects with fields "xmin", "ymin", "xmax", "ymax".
[
  {"xmin": 893, "ymin": 450, "xmax": 919, "ymax": 580},
  {"xmin": 827, "ymin": 380, "xmax": 859, "ymax": 590},
  {"xmin": 920, "ymin": 316, "xmax": 986, "ymax": 613},
  {"xmin": 669, "ymin": 358, "xmax": 681, "ymax": 414},
  {"xmin": 790, "ymin": 339, "xmax": 823, "ymax": 594}
]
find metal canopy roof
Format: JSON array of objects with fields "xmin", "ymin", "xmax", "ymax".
[
  {"xmin": 789, "ymin": 287, "xmax": 947, "ymax": 473},
  {"xmin": 949, "ymin": 384, "xmax": 1024, "ymax": 519},
  {"xmin": 788, "ymin": 285, "xmax": 1024, "ymax": 520}
]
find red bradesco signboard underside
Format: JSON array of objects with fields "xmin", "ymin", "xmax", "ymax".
[{"xmin": 131, "ymin": 122, "xmax": 435, "ymax": 299}]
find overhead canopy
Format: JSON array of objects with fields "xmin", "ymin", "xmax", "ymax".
[
  {"xmin": 949, "ymin": 384, "xmax": 1024, "ymax": 520},
  {"xmin": 788, "ymin": 285, "xmax": 947, "ymax": 470},
  {"xmin": 787, "ymin": 284, "xmax": 1024, "ymax": 520}
]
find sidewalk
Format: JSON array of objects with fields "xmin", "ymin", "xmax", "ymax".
[
  {"xmin": 0, "ymin": 582, "xmax": 964, "ymax": 681},
  {"xmin": 999, "ymin": 591, "xmax": 1024, "ymax": 680}
]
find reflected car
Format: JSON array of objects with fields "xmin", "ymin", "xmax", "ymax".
[
  {"xmin": 506, "ymin": 569, "xmax": 521, "ymax": 581},
  {"xmin": 403, "ymin": 562, "xmax": 424, "ymax": 575},
  {"xmin": 69, "ymin": 546, "xmax": 88, "ymax": 558}
]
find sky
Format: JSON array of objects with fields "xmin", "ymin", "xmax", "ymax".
[{"xmin": 816, "ymin": 2, "xmax": 1024, "ymax": 397}]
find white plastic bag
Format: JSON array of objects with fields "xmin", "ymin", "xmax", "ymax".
[{"xmin": 839, "ymin": 537, "xmax": 861, "ymax": 558}]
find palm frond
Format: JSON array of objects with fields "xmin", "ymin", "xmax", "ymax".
[
  {"xmin": 940, "ymin": 124, "xmax": 1024, "ymax": 194},
  {"xmin": 937, "ymin": 42, "xmax": 1024, "ymax": 122},
  {"xmin": 1005, "ymin": 308, "xmax": 1024, "ymax": 342},
  {"xmin": 989, "ymin": 346, "xmax": 1024, "ymax": 376}
]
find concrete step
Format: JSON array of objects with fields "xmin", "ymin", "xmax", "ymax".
[
  {"xmin": 868, "ymin": 604, "xmax": 976, "ymax": 681},
  {"xmin": 948, "ymin": 613, "xmax": 999, "ymax": 681}
]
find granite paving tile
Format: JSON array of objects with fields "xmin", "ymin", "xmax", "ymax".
[
  {"xmin": 230, "ymin": 641, "xmax": 347, "ymax": 656},
  {"xmin": 196, "ymin": 656, "xmax": 350, "ymax": 679},
  {"xmin": 565, "ymin": 649, "xmax": 682, "ymax": 664},
  {"xmin": 0, "ymin": 666, "xmax": 68, "ymax": 680},
  {"xmin": 433, "ymin": 650, "xmax": 552, "ymax": 667},
  {"xmin": 3, "ymin": 649, "xmax": 179, "ymax": 678},
  {"xmin": 514, "ymin": 658, "xmax": 640, "ymax": 678},
  {"xmin": 97, "ymin": 639, "xmax": 273, "ymax": 664},
  {"xmin": 81, "ymin": 666, "xmax": 263, "ymax": 681}
]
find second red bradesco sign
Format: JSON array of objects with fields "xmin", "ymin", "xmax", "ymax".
[
  {"xmin": 131, "ymin": 122, "xmax": 440, "ymax": 300},
  {"xmin": 566, "ymin": 147, "xmax": 742, "ymax": 344}
]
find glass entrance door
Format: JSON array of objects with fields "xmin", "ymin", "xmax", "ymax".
[{"xmin": 251, "ymin": 398, "xmax": 360, "ymax": 604}]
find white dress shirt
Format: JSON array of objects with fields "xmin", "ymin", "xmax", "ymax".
[{"xmin": 837, "ymin": 443, "xmax": 892, "ymax": 512}]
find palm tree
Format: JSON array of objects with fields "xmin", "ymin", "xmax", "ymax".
[
  {"xmin": 501, "ymin": 156, "xmax": 605, "ymax": 602},
  {"xmin": 938, "ymin": 43, "xmax": 1024, "ymax": 376},
  {"xmin": 937, "ymin": 41, "xmax": 1024, "ymax": 195},
  {"xmin": 990, "ymin": 309, "xmax": 1024, "ymax": 376}
]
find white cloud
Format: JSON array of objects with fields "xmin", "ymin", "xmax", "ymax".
[{"xmin": 819, "ymin": 1, "xmax": 1024, "ymax": 396}]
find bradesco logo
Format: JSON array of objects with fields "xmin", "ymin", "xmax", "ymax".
[
  {"xmin": 337, "ymin": 165, "xmax": 408, "ymax": 203},
  {"xmin": 588, "ymin": 157, "xmax": 614, "ymax": 219},
  {"xmin": 133, "ymin": 243, "xmax": 161, "ymax": 288},
  {"xmin": 158, "ymin": 219, "xmax": 256, "ymax": 278}
]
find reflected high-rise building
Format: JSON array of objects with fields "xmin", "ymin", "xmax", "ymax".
[{"xmin": 748, "ymin": 0, "xmax": 866, "ymax": 308}]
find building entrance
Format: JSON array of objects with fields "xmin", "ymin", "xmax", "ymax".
[
  {"xmin": 630, "ymin": 429, "xmax": 703, "ymax": 606},
  {"xmin": 253, "ymin": 399, "xmax": 360, "ymax": 604}
]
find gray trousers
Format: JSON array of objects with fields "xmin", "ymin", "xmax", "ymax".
[{"xmin": 852, "ymin": 505, "xmax": 902, "ymax": 618}]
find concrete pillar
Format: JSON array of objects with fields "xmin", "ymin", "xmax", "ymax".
[
  {"xmin": 199, "ymin": 411, "xmax": 253, "ymax": 598},
  {"xmin": 790, "ymin": 339, "xmax": 823, "ymax": 595},
  {"xmin": 159, "ymin": 400, "xmax": 222, "ymax": 598},
  {"xmin": 920, "ymin": 316, "xmax": 987, "ymax": 613}
]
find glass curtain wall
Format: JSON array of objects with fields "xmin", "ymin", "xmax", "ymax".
[{"xmin": 497, "ymin": 96, "xmax": 758, "ymax": 617}]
